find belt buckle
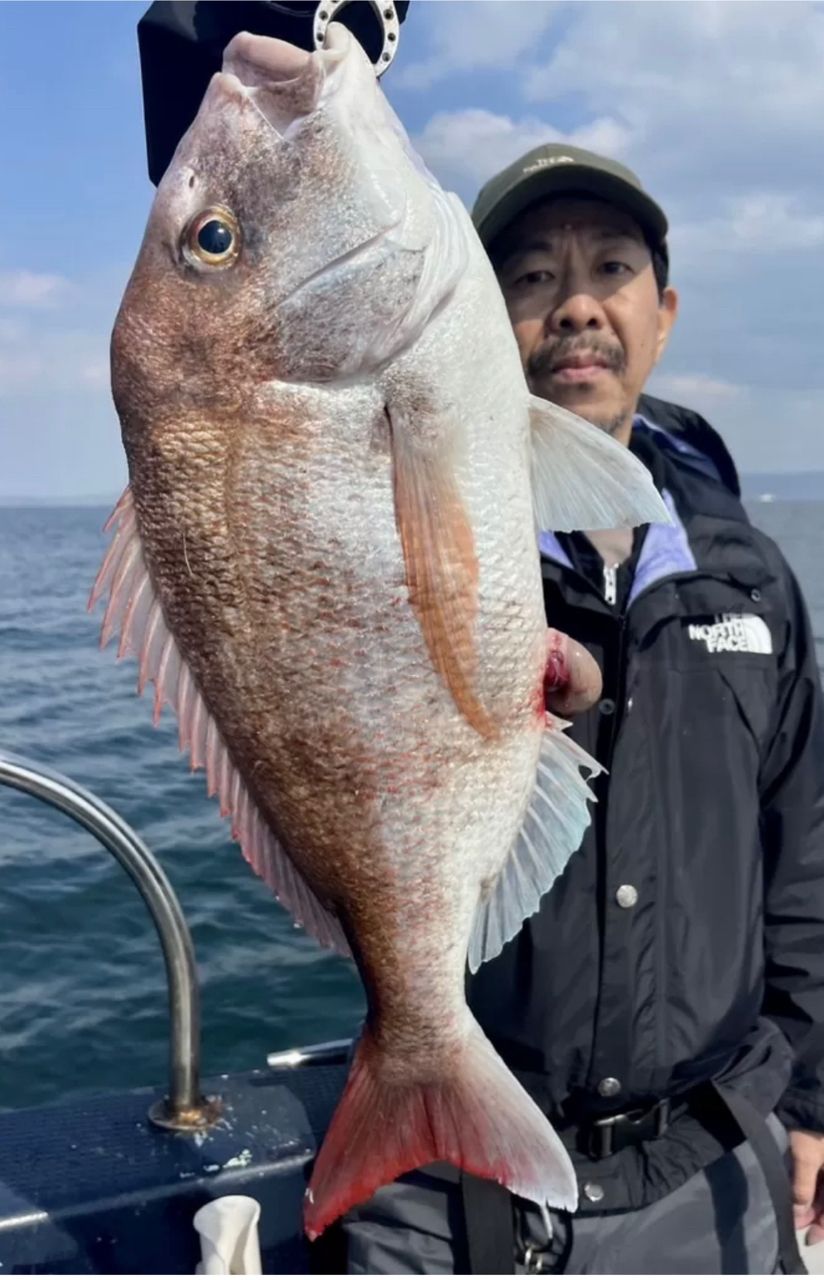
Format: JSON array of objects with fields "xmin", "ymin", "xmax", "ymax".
[
  {"xmin": 589, "ymin": 1099, "xmax": 670, "ymax": 1159},
  {"xmin": 523, "ymin": 1244, "xmax": 551, "ymax": 1274},
  {"xmin": 591, "ymin": 1109, "xmax": 629, "ymax": 1159}
]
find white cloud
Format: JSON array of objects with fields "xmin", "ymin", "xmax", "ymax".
[
  {"xmin": 522, "ymin": 1, "xmax": 824, "ymax": 205},
  {"xmin": 645, "ymin": 378, "xmax": 824, "ymax": 475},
  {"xmin": 673, "ymin": 194, "xmax": 824, "ymax": 265},
  {"xmin": 0, "ymin": 351, "xmax": 43, "ymax": 392},
  {"xmin": 650, "ymin": 373, "xmax": 743, "ymax": 403},
  {"xmin": 415, "ymin": 108, "xmax": 631, "ymax": 202},
  {"xmin": 0, "ymin": 317, "xmax": 25, "ymax": 342},
  {"xmin": 395, "ymin": 1, "xmax": 558, "ymax": 89},
  {"xmin": 1, "ymin": 264, "xmax": 127, "ymax": 501},
  {"xmin": 0, "ymin": 271, "xmax": 71, "ymax": 309},
  {"xmin": 0, "ymin": 327, "xmax": 110, "ymax": 396},
  {"xmin": 728, "ymin": 195, "xmax": 824, "ymax": 253},
  {"xmin": 0, "ymin": 264, "xmax": 126, "ymax": 401},
  {"xmin": 79, "ymin": 360, "xmax": 110, "ymax": 389}
]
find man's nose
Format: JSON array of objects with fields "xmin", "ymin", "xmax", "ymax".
[{"xmin": 546, "ymin": 289, "xmax": 606, "ymax": 335}]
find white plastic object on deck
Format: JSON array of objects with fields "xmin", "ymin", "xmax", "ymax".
[{"xmin": 194, "ymin": 1195, "xmax": 263, "ymax": 1275}]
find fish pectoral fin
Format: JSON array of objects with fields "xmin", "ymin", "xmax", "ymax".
[
  {"xmin": 89, "ymin": 487, "xmax": 351, "ymax": 959},
  {"xmin": 529, "ymin": 394, "xmax": 672, "ymax": 531},
  {"xmin": 388, "ymin": 403, "xmax": 497, "ymax": 740},
  {"xmin": 468, "ymin": 718, "xmax": 603, "ymax": 973}
]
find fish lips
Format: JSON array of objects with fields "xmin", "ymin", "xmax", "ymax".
[{"xmin": 220, "ymin": 25, "xmax": 349, "ymax": 137}]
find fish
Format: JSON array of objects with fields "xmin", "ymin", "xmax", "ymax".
[{"xmin": 89, "ymin": 23, "xmax": 669, "ymax": 1239}]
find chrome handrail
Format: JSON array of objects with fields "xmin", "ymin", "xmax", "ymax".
[{"xmin": 0, "ymin": 750, "xmax": 220, "ymax": 1131}]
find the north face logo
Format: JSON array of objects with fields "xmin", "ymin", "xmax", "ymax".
[{"xmin": 687, "ymin": 613, "xmax": 772, "ymax": 655}]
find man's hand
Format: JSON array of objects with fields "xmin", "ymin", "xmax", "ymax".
[
  {"xmin": 545, "ymin": 627, "xmax": 602, "ymax": 717},
  {"xmin": 791, "ymin": 1129, "xmax": 824, "ymax": 1244}
]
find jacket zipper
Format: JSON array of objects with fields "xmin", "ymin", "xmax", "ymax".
[
  {"xmin": 603, "ymin": 565, "xmax": 618, "ymax": 606},
  {"xmin": 588, "ymin": 609, "xmax": 628, "ymax": 1088}
]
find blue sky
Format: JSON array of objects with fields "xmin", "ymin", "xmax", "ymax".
[{"xmin": 3, "ymin": 1, "xmax": 824, "ymax": 499}]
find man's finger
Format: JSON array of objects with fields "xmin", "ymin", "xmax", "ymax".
[
  {"xmin": 791, "ymin": 1140, "xmax": 822, "ymax": 1225},
  {"xmin": 545, "ymin": 628, "xmax": 602, "ymax": 717}
]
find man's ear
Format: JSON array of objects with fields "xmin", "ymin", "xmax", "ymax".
[{"xmin": 655, "ymin": 286, "xmax": 678, "ymax": 363}]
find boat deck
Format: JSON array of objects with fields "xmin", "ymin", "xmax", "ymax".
[{"xmin": 0, "ymin": 1060, "xmax": 349, "ymax": 1274}]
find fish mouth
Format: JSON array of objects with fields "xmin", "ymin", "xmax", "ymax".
[
  {"xmin": 224, "ymin": 33, "xmax": 316, "ymax": 85},
  {"xmin": 221, "ymin": 26, "xmax": 349, "ymax": 133}
]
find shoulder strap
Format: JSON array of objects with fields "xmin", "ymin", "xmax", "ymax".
[
  {"xmin": 713, "ymin": 1082, "xmax": 807, "ymax": 1275},
  {"xmin": 460, "ymin": 1173, "xmax": 516, "ymax": 1274}
]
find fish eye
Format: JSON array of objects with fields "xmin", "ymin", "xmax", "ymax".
[{"xmin": 184, "ymin": 207, "xmax": 241, "ymax": 268}]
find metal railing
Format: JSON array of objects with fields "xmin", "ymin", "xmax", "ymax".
[
  {"xmin": 266, "ymin": 1038, "xmax": 353, "ymax": 1070},
  {"xmin": 0, "ymin": 750, "xmax": 220, "ymax": 1131}
]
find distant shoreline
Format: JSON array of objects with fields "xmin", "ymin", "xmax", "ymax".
[
  {"xmin": 3, "ymin": 477, "xmax": 824, "ymax": 509},
  {"xmin": 0, "ymin": 498, "xmax": 118, "ymax": 509}
]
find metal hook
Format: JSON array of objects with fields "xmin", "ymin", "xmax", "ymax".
[{"xmin": 313, "ymin": 0, "xmax": 400, "ymax": 78}]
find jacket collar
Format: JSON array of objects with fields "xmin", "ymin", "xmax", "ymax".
[
  {"xmin": 540, "ymin": 487, "xmax": 697, "ymax": 607},
  {"xmin": 537, "ymin": 405, "xmax": 767, "ymax": 604}
]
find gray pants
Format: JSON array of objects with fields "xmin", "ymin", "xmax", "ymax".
[{"xmin": 344, "ymin": 1117, "xmax": 787, "ymax": 1275}]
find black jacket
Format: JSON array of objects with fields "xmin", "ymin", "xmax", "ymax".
[{"xmin": 468, "ymin": 394, "xmax": 824, "ymax": 1211}]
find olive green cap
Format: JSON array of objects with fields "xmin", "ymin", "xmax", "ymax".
[{"xmin": 471, "ymin": 142, "xmax": 669, "ymax": 262}]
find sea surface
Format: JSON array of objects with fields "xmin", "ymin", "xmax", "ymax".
[{"xmin": 1, "ymin": 501, "xmax": 823, "ymax": 1114}]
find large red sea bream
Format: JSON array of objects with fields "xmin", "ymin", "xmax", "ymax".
[{"xmin": 90, "ymin": 23, "xmax": 668, "ymax": 1238}]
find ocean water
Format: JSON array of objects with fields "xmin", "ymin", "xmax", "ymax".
[{"xmin": 1, "ymin": 500, "xmax": 822, "ymax": 1114}]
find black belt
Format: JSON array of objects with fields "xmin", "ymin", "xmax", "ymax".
[{"xmin": 567, "ymin": 1094, "xmax": 684, "ymax": 1160}]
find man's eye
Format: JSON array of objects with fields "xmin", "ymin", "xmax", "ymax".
[
  {"xmin": 514, "ymin": 269, "xmax": 555, "ymax": 287},
  {"xmin": 601, "ymin": 260, "xmax": 633, "ymax": 277}
]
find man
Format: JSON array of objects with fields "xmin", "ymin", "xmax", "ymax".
[{"xmin": 342, "ymin": 145, "xmax": 824, "ymax": 1274}]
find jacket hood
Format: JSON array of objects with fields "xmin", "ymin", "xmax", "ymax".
[{"xmin": 637, "ymin": 393, "xmax": 741, "ymax": 500}]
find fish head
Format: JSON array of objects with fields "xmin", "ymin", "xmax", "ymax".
[{"xmin": 113, "ymin": 23, "xmax": 466, "ymax": 426}]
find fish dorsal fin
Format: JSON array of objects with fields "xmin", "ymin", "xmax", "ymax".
[
  {"xmin": 529, "ymin": 395, "xmax": 671, "ymax": 532},
  {"xmin": 468, "ymin": 718, "xmax": 602, "ymax": 973},
  {"xmin": 89, "ymin": 488, "xmax": 351, "ymax": 958},
  {"xmin": 388, "ymin": 403, "xmax": 497, "ymax": 740}
]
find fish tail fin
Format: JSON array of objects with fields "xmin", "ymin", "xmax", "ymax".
[{"xmin": 303, "ymin": 1019, "xmax": 577, "ymax": 1240}]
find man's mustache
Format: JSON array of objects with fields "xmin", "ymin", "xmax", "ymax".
[{"xmin": 527, "ymin": 336, "xmax": 627, "ymax": 381}]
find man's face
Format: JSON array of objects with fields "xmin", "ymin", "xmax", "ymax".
[{"xmin": 495, "ymin": 196, "xmax": 678, "ymax": 439}]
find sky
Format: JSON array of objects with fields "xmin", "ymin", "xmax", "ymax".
[{"xmin": 2, "ymin": 0, "xmax": 824, "ymax": 500}]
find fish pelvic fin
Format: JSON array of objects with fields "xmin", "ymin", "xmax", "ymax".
[
  {"xmin": 468, "ymin": 715, "xmax": 603, "ymax": 973},
  {"xmin": 529, "ymin": 394, "xmax": 671, "ymax": 531},
  {"xmin": 89, "ymin": 487, "xmax": 351, "ymax": 958},
  {"xmin": 303, "ymin": 1017, "xmax": 578, "ymax": 1241},
  {"xmin": 388, "ymin": 404, "xmax": 497, "ymax": 741}
]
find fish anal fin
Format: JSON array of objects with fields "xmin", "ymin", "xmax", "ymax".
[
  {"xmin": 89, "ymin": 487, "xmax": 351, "ymax": 958},
  {"xmin": 388, "ymin": 405, "xmax": 497, "ymax": 740},
  {"xmin": 468, "ymin": 716, "xmax": 603, "ymax": 972}
]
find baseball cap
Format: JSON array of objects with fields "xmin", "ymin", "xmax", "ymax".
[{"xmin": 472, "ymin": 142, "xmax": 668, "ymax": 265}]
